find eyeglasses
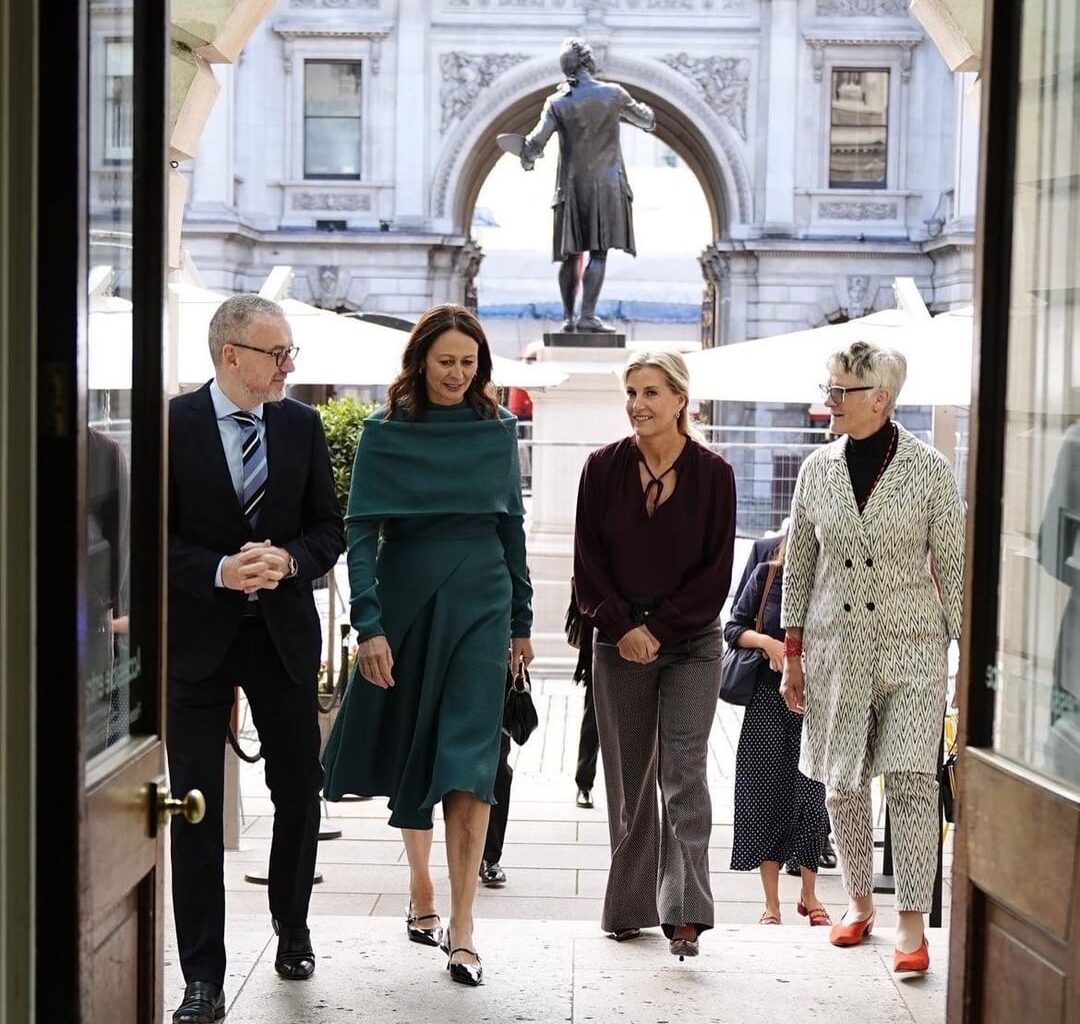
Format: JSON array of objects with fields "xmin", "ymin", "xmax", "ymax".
[
  {"xmin": 230, "ymin": 341, "xmax": 300, "ymax": 368},
  {"xmin": 819, "ymin": 384, "xmax": 876, "ymax": 405}
]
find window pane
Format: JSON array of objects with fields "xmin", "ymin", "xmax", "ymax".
[
  {"xmin": 304, "ymin": 117, "xmax": 362, "ymax": 178},
  {"xmin": 305, "ymin": 61, "xmax": 361, "ymax": 118},
  {"xmin": 991, "ymin": 0, "xmax": 1080, "ymax": 789},
  {"xmin": 830, "ymin": 69, "xmax": 889, "ymax": 189},
  {"xmin": 87, "ymin": 5, "xmax": 137, "ymax": 763}
]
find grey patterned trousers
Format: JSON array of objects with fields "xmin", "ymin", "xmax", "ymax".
[
  {"xmin": 592, "ymin": 630, "xmax": 721, "ymax": 936},
  {"xmin": 827, "ymin": 770, "xmax": 939, "ymax": 912}
]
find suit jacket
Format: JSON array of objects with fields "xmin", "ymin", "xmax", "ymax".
[
  {"xmin": 731, "ymin": 535, "xmax": 782, "ymax": 607},
  {"xmin": 168, "ymin": 384, "xmax": 345, "ymax": 685},
  {"xmin": 781, "ymin": 425, "xmax": 965, "ymax": 787}
]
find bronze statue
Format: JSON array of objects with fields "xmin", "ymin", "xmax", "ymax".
[{"xmin": 516, "ymin": 38, "xmax": 654, "ymax": 333}]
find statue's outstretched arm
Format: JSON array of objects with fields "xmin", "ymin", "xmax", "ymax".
[
  {"xmin": 619, "ymin": 89, "xmax": 656, "ymax": 133},
  {"xmin": 521, "ymin": 100, "xmax": 557, "ymax": 170}
]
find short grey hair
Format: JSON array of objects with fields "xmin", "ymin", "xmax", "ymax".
[
  {"xmin": 208, "ymin": 294, "xmax": 285, "ymax": 366},
  {"xmin": 827, "ymin": 340, "xmax": 907, "ymax": 412},
  {"xmin": 559, "ymin": 37, "xmax": 595, "ymax": 80}
]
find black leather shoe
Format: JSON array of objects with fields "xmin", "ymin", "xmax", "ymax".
[
  {"xmin": 820, "ymin": 835, "xmax": 838, "ymax": 869},
  {"xmin": 479, "ymin": 861, "xmax": 506, "ymax": 887},
  {"xmin": 576, "ymin": 788, "xmax": 594, "ymax": 809},
  {"xmin": 444, "ymin": 928, "xmax": 483, "ymax": 986},
  {"xmin": 607, "ymin": 928, "xmax": 641, "ymax": 942},
  {"xmin": 273, "ymin": 922, "xmax": 315, "ymax": 980},
  {"xmin": 406, "ymin": 901, "xmax": 444, "ymax": 947},
  {"xmin": 172, "ymin": 982, "xmax": 225, "ymax": 1023}
]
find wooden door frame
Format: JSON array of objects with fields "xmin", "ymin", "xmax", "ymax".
[
  {"xmin": 947, "ymin": 0, "xmax": 1074, "ymax": 1018},
  {"xmin": 34, "ymin": 0, "xmax": 169, "ymax": 1018}
]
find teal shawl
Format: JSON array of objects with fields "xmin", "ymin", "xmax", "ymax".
[{"xmin": 345, "ymin": 403, "xmax": 525, "ymax": 523}]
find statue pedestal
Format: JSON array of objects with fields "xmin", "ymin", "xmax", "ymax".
[
  {"xmin": 526, "ymin": 344, "xmax": 629, "ymax": 665},
  {"xmin": 544, "ymin": 331, "xmax": 626, "ymax": 348}
]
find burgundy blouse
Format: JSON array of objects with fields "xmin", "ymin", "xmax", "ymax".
[{"xmin": 573, "ymin": 436, "xmax": 737, "ymax": 646}]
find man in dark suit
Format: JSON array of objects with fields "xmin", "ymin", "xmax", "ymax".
[{"xmin": 167, "ymin": 295, "xmax": 345, "ymax": 1024}]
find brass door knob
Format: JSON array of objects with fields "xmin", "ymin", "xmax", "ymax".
[{"xmin": 155, "ymin": 783, "xmax": 206, "ymax": 826}]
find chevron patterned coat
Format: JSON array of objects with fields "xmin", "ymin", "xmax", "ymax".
[{"xmin": 781, "ymin": 425, "xmax": 965, "ymax": 790}]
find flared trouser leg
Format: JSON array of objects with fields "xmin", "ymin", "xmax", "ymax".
[
  {"xmin": 656, "ymin": 646, "xmax": 721, "ymax": 936},
  {"xmin": 884, "ymin": 771, "xmax": 940, "ymax": 912},
  {"xmin": 593, "ymin": 642, "xmax": 662, "ymax": 933}
]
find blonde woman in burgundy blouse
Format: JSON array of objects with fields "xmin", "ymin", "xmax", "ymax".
[{"xmin": 573, "ymin": 350, "xmax": 736, "ymax": 961}]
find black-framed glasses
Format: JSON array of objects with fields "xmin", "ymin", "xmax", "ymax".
[
  {"xmin": 819, "ymin": 383, "xmax": 875, "ymax": 405},
  {"xmin": 230, "ymin": 341, "xmax": 300, "ymax": 368}
]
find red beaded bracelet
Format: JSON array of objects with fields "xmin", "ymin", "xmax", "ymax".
[{"xmin": 784, "ymin": 638, "xmax": 804, "ymax": 658}]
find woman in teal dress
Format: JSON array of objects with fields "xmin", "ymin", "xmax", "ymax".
[{"xmin": 322, "ymin": 304, "xmax": 533, "ymax": 987}]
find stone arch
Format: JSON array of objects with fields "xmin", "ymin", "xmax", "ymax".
[{"xmin": 432, "ymin": 54, "xmax": 753, "ymax": 242}]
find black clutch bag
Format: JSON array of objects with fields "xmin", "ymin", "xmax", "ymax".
[
  {"xmin": 565, "ymin": 580, "xmax": 586, "ymax": 650},
  {"xmin": 503, "ymin": 659, "xmax": 539, "ymax": 746}
]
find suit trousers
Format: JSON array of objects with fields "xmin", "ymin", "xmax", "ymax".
[
  {"xmin": 167, "ymin": 616, "xmax": 323, "ymax": 985},
  {"xmin": 482, "ymin": 728, "xmax": 513, "ymax": 864},
  {"xmin": 575, "ymin": 678, "xmax": 599, "ymax": 792},
  {"xmin": 593, "ymin": 630, "xmax": 721, "ymax": 937},
  {"xmin": 827, "ymin": 770, "xmax": 939, "ymax": 913}
]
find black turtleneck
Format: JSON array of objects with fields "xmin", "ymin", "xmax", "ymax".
[{"xmin": 845, "ymin": 419, "xmax": 897, "ymax": 511}]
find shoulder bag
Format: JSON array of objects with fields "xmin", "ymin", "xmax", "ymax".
[{"xmin": 719, "ymin": 561, "xmax": 778, "ymax": 706}]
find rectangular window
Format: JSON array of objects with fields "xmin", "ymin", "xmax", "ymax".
[
  {"xmin": 104, "ymin": 38, "xmax": 134, "ymax": 162},
  {"xmin": 829, "ymin": 68, "xmax": 889, "ymax": 189},
  {"xmin": 304, "ymin": 60, "xmax": 362, "ymax": 179}
]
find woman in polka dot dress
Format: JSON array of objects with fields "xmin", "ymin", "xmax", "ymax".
[{"xmin": 725, "ymin": 538, "xmax": 831, "ymax": 926}]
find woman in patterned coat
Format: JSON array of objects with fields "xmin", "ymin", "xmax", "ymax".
[{"xmin": 779, "ymin": 341, "xmax": 964, "ymax": 975}]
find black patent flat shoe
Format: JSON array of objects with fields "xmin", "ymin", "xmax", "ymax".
[
  {"xmin": 172, "ymin": 981, "xmax": 225, "ymax": 1023},
  {"xmin": 444, "ymin": 927, "xmax": 483, "ymax": 986},
  {"xmin": 607, "ymin": 928, "xmax": 642, "ymax": 942},
  {"xmin": 406, "ymin": 901, "xmax": 444, "ymax": 947},
  {"xmin": 576, "ymin": 788, "xmax": 594, "ymax": 809},
  {"xmin": 272, "ymin": 920, "xmax": 315, "ymax": 980}
]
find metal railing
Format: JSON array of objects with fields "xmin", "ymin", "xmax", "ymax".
[{"xmin": 516, "ymin": 422, "xmax": 969, "ymax": 538}]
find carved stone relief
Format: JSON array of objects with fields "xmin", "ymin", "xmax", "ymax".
[
  {"xmin": 290, "ymin": 0, "xmax": 380, "ymax": 7},
  {"xmin": 818, "ymin": 201, "xmax": 897, "ymax": 221},
  {"xmin": 846, "ymin": 274, "xmax": 869, "ymax": 317},
  {"xmin": 438, "ymin": 1, "xmax": 749, "ymax": 11},
  {"xmin": 439, "ymin": 53, "xmax": 529, "ymax": 133},
  {"xmin": 661, "ymin": 54, "xmax": 750, "ymax": 140},
  {"xmin": 698, "ymin": 242, "xmax": 731, "ymax": 285},
  {"xmin": 292, "ymin": 192, "xmax": 373, "ymax": 211},
  {"xmin": 317, "ymin": 266, "xmax": 341, "ymax": 307},
  {"xmin": 454, "ymin": 238, "xmax": 484, "ymax": 313},
  {"xmin": 815, "ymin": 0, "xmax": 907, "ymax": 14}
]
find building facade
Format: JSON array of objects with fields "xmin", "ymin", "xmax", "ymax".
[{"xmin": 182, "ymin": 0, "xmax": 977, "ymax": 344}]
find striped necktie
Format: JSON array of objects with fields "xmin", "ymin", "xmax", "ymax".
[{"xmin": 230, "ymin": 411, "xmax": 267, "ymax": 527}]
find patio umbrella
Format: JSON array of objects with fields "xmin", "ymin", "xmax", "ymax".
[
  {"xmin": 88, "ymin": 277, "xmax": 568, "ymax": 391},
  {"xmin": 684, "ymin": 306, "xmax": 973, "ymax": 407}
]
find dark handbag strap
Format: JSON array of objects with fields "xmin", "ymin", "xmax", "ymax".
[
  {"xmin": 753, "ymin": 562, "xmax": 779, "ymax": 634},
  {"xmin": 512, "ymin": 658, "xmax": 531, "ymax": 693}
]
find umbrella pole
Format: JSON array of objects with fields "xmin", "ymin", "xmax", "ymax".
[{"xmin": 931, "ymin": 405, "xmax": 957, "ymax": 467}]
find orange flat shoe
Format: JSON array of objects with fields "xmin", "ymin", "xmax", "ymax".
[
  {"xmin": 893, "ymin": 937, "xmax": 929, "ymax": 973},
  {"xmin": 829, "ymin": 910, "xmax": 875, "ymax": 947},
  {"xmin": 796, "ymin": 901, "xmax": 832, "ymax": 926}
]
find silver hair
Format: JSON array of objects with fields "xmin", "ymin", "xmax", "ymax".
[
  {"xmin": 826, "ymin": 340, "xmax": 907, "ymax": 412},
  {"xmin": 208, "ymin": 294, "xmax": 285, "ymax": 366},
  {"xmin": 622, "ymin": 349, "xmax": 705, "ymax": 442},
  {"xmin": 559, "ymin": 37, "xmax": 595, "ymax": 80}
]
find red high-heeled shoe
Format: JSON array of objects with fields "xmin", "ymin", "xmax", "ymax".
[
  {"xmin": 893, "ymin": 937, "xmax": 930, "ymax": 973},
  {"xmin": 829, "ymin": 910, "xmax": 875, "ymax": 947},
  {"xmin": 796, "ymin": 900, "xmax": 832, "ymax": 926}
]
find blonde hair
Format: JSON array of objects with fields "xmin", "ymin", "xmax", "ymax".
[
  {"xmin": 826, "ymin": 340, "xmax": 907, "ymax": 414},
  {"xmin": 622, "ymin": 350, "xmax": 704, "ymax": 442}
]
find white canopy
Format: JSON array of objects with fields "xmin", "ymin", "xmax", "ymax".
[
  {"xmin": 684, "ymin": 306, "xmax": 973, "ymax": 407},
  {"xmin": 88, "ymin": 277, "xmax": 568, "ymax": 391}
]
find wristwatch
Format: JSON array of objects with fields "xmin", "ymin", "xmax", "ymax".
[{"xmin": 286, "ymin": 554, "xmax": 298, "ymax": 579}]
